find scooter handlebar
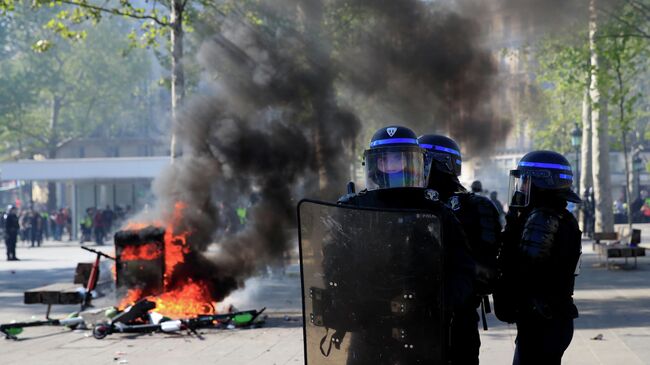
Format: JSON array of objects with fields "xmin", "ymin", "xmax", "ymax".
[{"xmin": 81, "ymin": 246, "xmax": 116, "ymax": 261}]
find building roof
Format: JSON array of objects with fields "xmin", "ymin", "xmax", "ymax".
[{"xmin": 0, "ymin": 157, "xmax": 170, "ymax": 181}]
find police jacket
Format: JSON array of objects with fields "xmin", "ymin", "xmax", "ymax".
[
  {"xmin": 495, "ymin": 195, "xmax": 581, "ymax": 323},
  {"xmin": 4, "ymin": 213, "xmax": 19, "ymax": 236},
  {"xmin": 448, "ymin": 192, "xmax": 501, "ymax": 296}
]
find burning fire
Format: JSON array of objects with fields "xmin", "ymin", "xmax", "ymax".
[
  {"xmin": 119, "ymin": 242, "xmax": 162, "ymax": 261},
  {"xmin": 118, "ymin": 280, "xmax": 215, "ymax": 318},
  {"xmin": 118, "ymin": 202, "xmax": 216, "ymax": 317}
]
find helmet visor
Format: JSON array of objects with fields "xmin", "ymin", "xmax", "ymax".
[
  {"xmin": 364, "ymin": 146, "xmax": 425, "ymax": 190},
  {"xmin": 508, "ymin": 170, "xmax": 532, "ymax": 208},
  {"xmin": 424, "ymin": 151, "xmax": 457, "ymax": 178}
]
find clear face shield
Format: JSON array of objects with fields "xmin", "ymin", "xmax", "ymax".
[
  {"xmin": 364, "ymin": 146, "xmax": 425, "ymax": 190},
  {"xmin": 508, "ymin": 170, "xmax": 532, "ymax": 208},
  {"xmin": 423, "ymin": 151, "xmax": 455, "ymax": 180}
]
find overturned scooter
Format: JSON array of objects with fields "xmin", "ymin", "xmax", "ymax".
[
  {"xmin": 1, "ymin": 315, "xmax": 84, "ymax": 340},
  {"xmin": 92, "ymin": 300, "xmax": 266, "ymax": 339}
]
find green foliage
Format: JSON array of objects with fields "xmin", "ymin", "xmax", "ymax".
[
  {"xmin": 0, "ymin": 4, "xmax": 155, "ymax": 159},
  {"xmin": 0, "ymin": 0, "xmax": 207, "ymax": 74},
  {"xmin": 599, "ymin": 14, "xmax": 649, "ymax": 147},
  {"xmin": 599, "ymin": 0, "xmax": 650, "ymax": 41},
  {"xmin": 524, "ymin": 29, "xmax": 591, "ymax": 154},
  {"xmin": 0, "ymin": 0, "xmax": 15, "ymax": 14},
  {"xmin": 526, "ymin": 1, "xmax": 649, "ymax": 153}
]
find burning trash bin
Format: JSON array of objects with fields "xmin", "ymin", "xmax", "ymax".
[{"xmin": 114, "ymin": 226, "xmax": 165, "ymax": 300}]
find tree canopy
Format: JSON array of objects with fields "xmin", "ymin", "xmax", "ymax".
[{"xmin": 0, "ymin": 4, "xmax": 156, "ymax": 159}]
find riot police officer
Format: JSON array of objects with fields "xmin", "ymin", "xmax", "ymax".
[
  {"xmin": 418, "ymin": 134, "xmax": 502, "ymax": 365},
  {"xmin": 494, "ymin": 150, "xmax": 582, "ymax": 365},
  {"xmin": 334, "ymin": 126, "xmax": 474, "ymax": 364}
]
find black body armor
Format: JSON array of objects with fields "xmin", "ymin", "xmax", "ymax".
[
  {"xmin": 495, "ymin": 203, "xmax": 581, "ymax": 323},
  {"xmin": 450, "ymin": 192, "xmax": 501, "ymax": 295}
]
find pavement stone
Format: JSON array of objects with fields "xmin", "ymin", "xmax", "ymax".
[{"xmin": 1, "ymin": 233, "xmax": 649, "ymax": 364}]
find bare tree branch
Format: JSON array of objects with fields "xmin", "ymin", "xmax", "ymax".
[
  {"xmin": 627, "ymin": 0, "xmax": 650, "ymax": 15},
  {"xmin": 596, "ymin": 33, "xmax": 650, "ymax": 39},
  {"xmin": 58, "ymin": 0, "xmax": 170, "ymax": 27},
  {"xmin": 625, "ymin": 0, "xmax": 650, "ymax": 24},
  {"xmin": 597, "ymin": 6, "xmax": 650, "ymax": 39}
]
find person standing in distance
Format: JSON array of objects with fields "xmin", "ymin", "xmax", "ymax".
[
  {"xmin": 494, "ymin": 150, "xmax": 582, "ymax": 365},
  {"xmin": 471, "ymin": 180, "xmax": 483, "ymax": 195},
  {"xmin": 4, "ymin": 206, "xmax": 20, "ymax": 261}
]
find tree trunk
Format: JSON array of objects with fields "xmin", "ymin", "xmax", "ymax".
[
  {"xmin": 622, "ymin": 132, "xmax": 632, "ymax": 229},
  {"xmin": 169, "ymin": 0, "xmax": 185, "ymax": 161},
  {"xmin": 590, "ymin": 0, "xmax": 614, "ymax": 233},
  {"xmin": 616, "ymin": 60, "xmax": 633, "ymax": 229},
  {"xmin": 629, "ymin": 141, "xmax": 641, "ymax": 203},
  {"xmin": 47, "ymin": 95, "xmax": 62, "ymax": 212},
  {"xmin": 579, "ymin": 85, "xmax": 592, "ymax": 232}
]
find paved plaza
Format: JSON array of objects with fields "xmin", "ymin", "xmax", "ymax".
[{"xmin": 0, "ymin": 235, "xmax": 649, "ymax": 364}]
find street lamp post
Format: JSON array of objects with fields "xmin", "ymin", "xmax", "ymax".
[
  {"xmin": 571, "ymin": 123, "xmax": 582, "ymax": 192},
  {"xmin": 630, "ymin": 155, "xmax": 644, "ymax": 226},
  {"xmin": 634, "ymin": 155, "xmax": 644, "ymax": 198}
]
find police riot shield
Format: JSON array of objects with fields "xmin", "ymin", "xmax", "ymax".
[{"xmin": 298, "ymin": 199, "xmax": 444, "ymax": 365}]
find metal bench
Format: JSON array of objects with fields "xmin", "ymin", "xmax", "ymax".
[
  {"xmin": 23, "ymin": 262, "xmax": 95, "ymax": 318},
  {"xmin": 24, "ymin": 283, "xmax": 83, "ymax": 318},
  {"xmin": 594, "ymin": 229, "xmax": 646, "ymax": 269},
  {"xmin": 593, "ymin": 232, "xmax": 618, "ymax": 251}
]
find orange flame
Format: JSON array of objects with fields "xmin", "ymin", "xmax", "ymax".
[
  {"xmin": 163, "ymin": 202, "xmax": 191, "ymax": 287},
  {"xmin": 119, "ymin": 288, "xmax": 144, "ymax": 309},
  {"xmin": 119, "ymin": 242, "xmax": 162, "ymax": 261},
  {"xmin": 117, "ymin": 202, "xmax": 216, "ymax": 317}
]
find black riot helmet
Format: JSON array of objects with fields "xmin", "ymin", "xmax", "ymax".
[
  {"xmin": 508, "ymin": 150, "xmax": 582, "ymax": 207},
  {"xmin": 417, "ymin": 134, "xmax": 462, "ymax": 178},
  {"xmin": 364, "ymin": 126, "xmax": 425, "ymax": 190}
]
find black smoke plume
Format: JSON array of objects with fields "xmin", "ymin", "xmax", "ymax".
[
  {"xmin": 330, "ymin": 0, "xmax": 509, "ymax": 152},
  {"xmin": 146, "ymin": 0, "xmax": 511, "ymax": 301}
]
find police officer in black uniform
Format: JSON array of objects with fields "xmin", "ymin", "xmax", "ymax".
[
  {"xmin": 338, "ymin": 126, "xmax": 475, "ymax": 364},
  {"xmin": 4, "ymin": 205, "xmax": 20, "ymax": 261},
  {"xmin": 418, "ymin": 134, "xmax": 502, "ymax": 365},
  {"xmin": 494, "ymin": 150, "xmax": 582, "ymax": 365}
]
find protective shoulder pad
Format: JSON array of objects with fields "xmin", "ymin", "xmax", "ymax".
[
  {"xmin": 467, "ymin": 194, "xmax": 500, "ymax": 218},
  {"xmin": 520, "ymin": 208, "xmax": 562, "ymax": 263},
  {"xmin": 467, "ymin": 193, "xmax": 501, "ymax": 249}
]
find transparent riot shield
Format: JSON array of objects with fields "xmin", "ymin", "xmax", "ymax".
[{"xmin": 298, "ymin": 199, "xmax": 444, "ymax": 365}]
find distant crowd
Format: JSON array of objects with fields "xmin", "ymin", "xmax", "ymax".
[
  {"xmin": 0, "ymin": 206, "xmax": 73, "ymax": 248},
  {"xmin": 1, "ymin": 204, "xmax": 135, "ymax": 251},
  {"xmin": 79, "ymin": 205, "xmax": 133, "ymax": 245}
]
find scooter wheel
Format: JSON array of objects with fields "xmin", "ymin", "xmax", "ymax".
[{"xmin": 93, "ymin": 325, "xmax": 109, "ymax": 339}]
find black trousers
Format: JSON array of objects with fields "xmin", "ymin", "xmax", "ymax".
[
  {"xmin": 450, "ymin": 308, "xmax": 480, "ymax": 365},
  {"xmin": 95, "ymin": 227, "xmax": 104, "ymax": 245},
  {"xmin": 5, "ymin": 235, "xmax": 17, "ymax": 259},
  {"xmin": 513, "ymin": 317, "xmax": 574, "ymax": 365}
]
